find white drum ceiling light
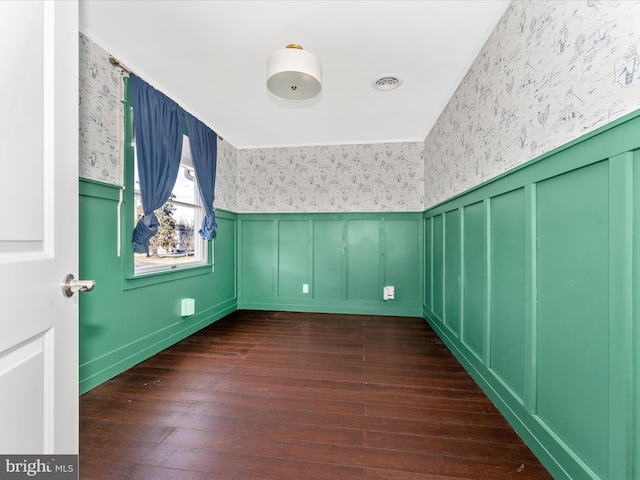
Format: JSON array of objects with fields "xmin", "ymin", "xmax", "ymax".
[{"xmin": 266, "ymin": 44, "xmax": 322, "ymax": 102}]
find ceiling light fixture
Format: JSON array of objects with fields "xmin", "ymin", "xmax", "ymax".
[
  {"xmin": 372, "ymin": 74, "xmax": 402, "ymax": 91},
  {"xmin": 267, "ymin": 44, "xmax": 322, "ymax": 102}
]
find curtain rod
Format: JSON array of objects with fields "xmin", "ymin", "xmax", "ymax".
[{"xmin": 108, "ymin": 56, "xmax": 224, "ymax": 141}]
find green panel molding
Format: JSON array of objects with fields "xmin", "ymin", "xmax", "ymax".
[
  {"xmin": 79, "ymin": 100, "xmax": 640, "ymax": 480},
  {"xmin": 240, "ymin": 220, "xmax": 276, "ymax": 300},
  {"xmin": 346, "ymin": 220, "xmax": 380, "ymax": 301},
  {"xmin": 634, "ymin": 149, "xmax": 640, "ymax": 480},
  {"xmin": 423, "ymin": 110, "xmax": 640, "ymax": 480},
  {"xmin": 383, "ymin": 219, "xmax": 420, "ymax": 304},
  {"xmin": 444, "ymin": 209, "xmax": 461, "ymax": 337},
  {"xmin": 313, "ymin": 220, "xmax": 343, "ymax": 300},
  {"xmin": 79, "ymin": 178, "xmax": 237, "ymax": 394},
  {"xmin": 238, "ymin": 212, "xmax": 423, "ymax": 316},
  {"xmin": 607, "ymin": 152, "xmax": 635, "ymax": 480},
  {"xmin": 424, "ymin": 217, "xmax": 432, "ymax": 309},
  {"xmin": 431, "ymin": 214, "xmax": 444, "ymax": 321},
  {"xmin": 78, "ymin": 78, "xmax": 239, "ymax": 391},
  {"xmin": 536, "ymin": 161, "xmax": 610, "ymax": 478},
  {"xmin": 489, "ymin": 188, "xmax": 526, "ymax": 402},
  {"xmin": 278, "ymin": 220, "xmax": 310, "ymax": 298},
  {"xmin": 461, "ymin": 201, "xmax": 486, "ymax": 361}
]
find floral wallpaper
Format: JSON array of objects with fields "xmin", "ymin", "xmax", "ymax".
[
  {"xmin": 79, "ymin": 32, "xmax": 122, "ymax": 185},
  {"xmin": 78, "ymin": 33, "xmax": 425, "ymax": 214},
  {"xmin": 79, "ymin": 33, "xmax": 238, "ymax": 213},
  {"xmin": 424, "ymin": 0, "xmax": 640, "ymax": 208},
  {"xmin": 81, "ymin": 0, "xmax": 640, "ymax": 213},
  {"xmin": 214, "ymin": 138, "xmax": 238, "ymax": 212},
  {"xmin": 236, "ymin": 142, "xmax": 425, "ymax": 213}
]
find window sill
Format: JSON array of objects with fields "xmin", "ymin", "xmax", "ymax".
[{"xmin": 123, "ymin": 263, "xmax": 213, "ymax": 291}]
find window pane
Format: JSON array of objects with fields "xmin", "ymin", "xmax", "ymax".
[
  {"xmin": 172, "ymin": 166, "xmax": 197, "ymax": 204},
  {"xmin": 134, "ymin": 201, "xmax": 201, "ymax": 271},
  {"xmin": 133, "ymin": 135, "xmax": 206, "ymax": 274}
]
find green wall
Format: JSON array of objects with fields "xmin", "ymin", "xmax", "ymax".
[
  {"xmin": 78, "ymin": 179, "xmax": 237, "ymax": 394},
  {"xmin": 78, "ymin": 76, "xmax": 238, "ymax": 394},
  {"xmin": 77, "ymin": 80, "xmax": 638, "ymax": 478},
  {"xmin": 238, "ymin": 213, "xmax": 423, "ymax": 317},
  {"xmin": 79, "ymin": 202, "xmax": 422, "ymax": 393},
  {"xmin": 423, "ymin": 112, "xmax": 640, "ymax": 480}
]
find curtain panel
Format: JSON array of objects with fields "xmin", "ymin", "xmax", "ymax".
[
  {"xmin": 185, "ymin": 113, "xmax": 218, "ymax": 240},
  {"xmin": 130, "ymin": 73, "xmax": 185, "ymax": 254}
]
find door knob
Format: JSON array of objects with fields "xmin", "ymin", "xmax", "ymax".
[{"xmin": 62, "ymin": 274, "xmax": 95, "ymax": 298}]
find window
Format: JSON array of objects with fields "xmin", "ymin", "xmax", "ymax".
[{"xmin": 133, "ymin": 135, "xmax": 207, "ymax": 273}]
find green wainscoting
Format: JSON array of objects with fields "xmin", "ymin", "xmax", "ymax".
[
  {"xmin": 423, "ymin": 111, "xmax": 640, "ymax": 480},
  {"xmin": 238, "ymin": 213, "xmax": 423, "ymax": 316},
  {"xmin": 78, "ymin": 107, "xmax": 638, "ymax": 479},
  {"xmin": 634, "ymin": 149, "xmax": 640, "ymax": 480},
  {"xmin": 78, "ymin": 178, "xmax": 237, "ymax": 394}
]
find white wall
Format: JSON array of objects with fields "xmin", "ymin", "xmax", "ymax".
[{"xmin": 424, "ymin": 0, "xmax": 640, "ymax": 208}]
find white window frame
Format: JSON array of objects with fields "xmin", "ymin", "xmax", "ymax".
[{"xmin": 133, "ymin": 135, "xmax": 207, "ymax": 274}]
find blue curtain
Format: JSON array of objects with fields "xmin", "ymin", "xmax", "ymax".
[
  {"xmin": 185, "ymin": 113, "xmax": 218, "ymax": 240},
  {"xmin": 129, "ymin": 74, "xmax": 185, "ymax": 254}
]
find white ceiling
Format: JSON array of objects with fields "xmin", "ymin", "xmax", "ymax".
[{"xmin": 79, "ymin": 0, "xmax": 509, "ymax": 149}]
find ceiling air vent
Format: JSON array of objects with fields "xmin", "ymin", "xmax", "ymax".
[{"xmin": 372, "ymin": 75, "xmax": 402, "ymax": 91}]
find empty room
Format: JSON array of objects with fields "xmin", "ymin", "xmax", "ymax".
[{"xmin": 1, "ymin": 1, "xmax": 638, "ymax": 480}]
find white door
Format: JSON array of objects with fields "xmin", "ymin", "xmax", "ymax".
[{"xmin": 0, "ymin": 1, "xmax": 79, "ymax": 454}]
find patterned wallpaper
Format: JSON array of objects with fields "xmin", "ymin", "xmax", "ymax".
[
  {"xmin": 424, "ymin": 0, "xmax": 640, "ymax": 208},
  {"xmin": 81, "ymin": 1, "xmax": 640, "ymax": 213},
  {"xmin": 78, "ymin": 35, "xmax": 423, "ymax": 213},
  {"xmin": 215, "ymin": 138, "xmax": 238, "ymax": 212},
  {"xmin": 79, "ymin": 33, "xmax": 238, "ymax": 212},
  {"xmin": 235, "ymin": 142, "xmax": 425, "ymax": 213},
  {"xmin": 79, "ymin": 32, "xmax": 122, "ymax": 185}
]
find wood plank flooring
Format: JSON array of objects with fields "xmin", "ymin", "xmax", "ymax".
[{"xmin": 79, "ymin": 310, "xmax": 552, "ymax": 479}]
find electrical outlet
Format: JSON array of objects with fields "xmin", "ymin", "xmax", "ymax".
[
  {"xmin": 302, "ymin": 283, "xmax": 309, "ymax": 293},
  {"xmin": 181, "ymin": 298, "xmax": 195, "ymax": 316},
  {"xmin": 383, "ymin": 286, "xmax": 395, "ymax": 301}
]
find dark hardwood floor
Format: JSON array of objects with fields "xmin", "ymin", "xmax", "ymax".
[{"xmin": 79, "ymin": 310, "xmax": 552, "ymax": 479}]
